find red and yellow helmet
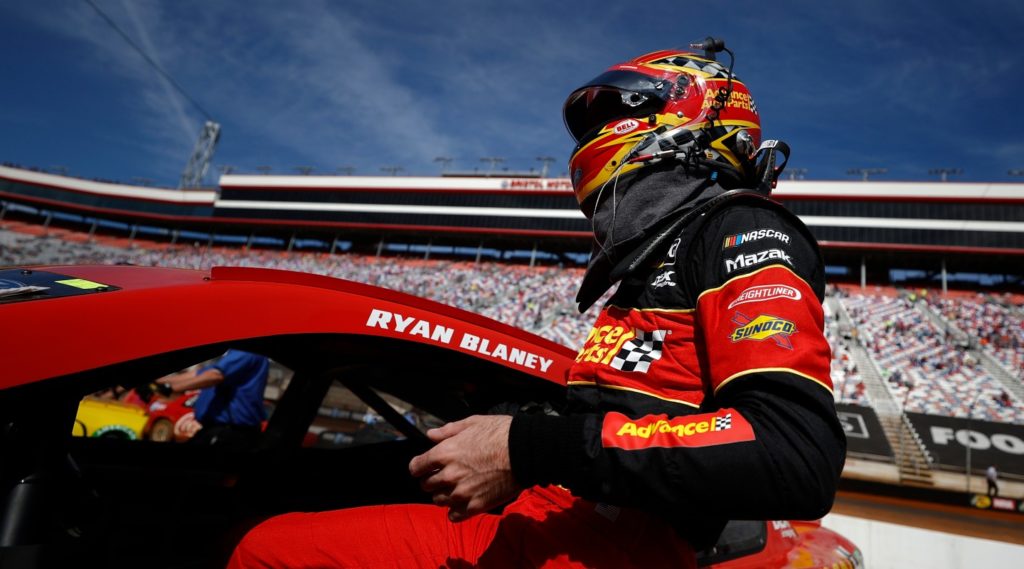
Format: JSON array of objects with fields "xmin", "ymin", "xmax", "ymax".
[{"xmin": 563, "ymin": 50, "xmax": 761, "ymax": 209}]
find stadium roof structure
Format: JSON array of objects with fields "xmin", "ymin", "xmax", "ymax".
[{"xmin": 2, "ymin": 163, "xmax": 1024, "ymax": 282}]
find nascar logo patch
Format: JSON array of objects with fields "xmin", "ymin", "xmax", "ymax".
[
  {"xmin": 722, "ymin": 228, "xmax": 790, "ymax": 249},
  {"xmin": 729, "ymin": 312, "xmax": 796, "ymax": 349}
]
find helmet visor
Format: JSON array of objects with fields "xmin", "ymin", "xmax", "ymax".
[{"xmin": 563, "ymin": 70, "xmax": 670, "ymax": 144}]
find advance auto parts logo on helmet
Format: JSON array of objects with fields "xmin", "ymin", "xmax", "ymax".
[
  {"xmin": 576, "ymin": 325, "xmax": 667, "ymax": 373},
  {"xmin": 729, "ymin": 312, "xmax": 796, "ymax": 349}
]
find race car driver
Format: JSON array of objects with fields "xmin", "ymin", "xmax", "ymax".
[{"xmin": 229, "ymin": 38, "xmax": 845, "ymax": 569}]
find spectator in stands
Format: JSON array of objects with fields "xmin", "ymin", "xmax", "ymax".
[
  {"xmin": 995, "ymin": 390, "xmax": 1012, "ymax": 408},
  {"xmin": 890, "ymin": 369, "xmax": 903, "ymax": 387},
  {"xmin": 160, "ymin": 349, "xmax": 269, "ymax": 448},
  {"xmin": 986, "ymin": 465, "xmax": 1000, "ymax": 497},
  {"xmin": 230, "ymin": 40, "xmax": 844, "ymax": 569}
]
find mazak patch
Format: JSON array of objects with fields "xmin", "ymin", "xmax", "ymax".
[
  {"xmin": 724, "ymin": 249, "xmax": 793, "ymax": 273},
  {"xmin": 729, "ymin": 312, "xmax": 796, "ymax": 349}
]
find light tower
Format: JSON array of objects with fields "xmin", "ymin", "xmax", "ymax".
[
  {"xmin": 179, "ymin": 121, "xmax": 221, "ymax": 188},
  {"xmin": 536, "ymin": 156, "xmax": 556, "ymax": 178},
  {"xmin": 480, "ymin": 157, "xmax": 505, "ymax": 176},
  {"xmin": 434, "ymin": 156, "xmax": 454, "ymax": 173},
  {"xmin": 846, "ymin": 167, "xmax": 887, "ymax": 182},
  {"xmin": 928, "ymin": 168, "xmax": 962, "ymax": 182}
]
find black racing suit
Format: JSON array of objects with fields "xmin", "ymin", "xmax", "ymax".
[{"xmin": 509, "ymin": 191, "xmax": 846, "ymax": 549}]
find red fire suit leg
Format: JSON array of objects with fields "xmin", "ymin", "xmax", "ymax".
[
  {"xmin": 228, "ymin": 503, "xmax": 502, "ymax": 569},
  {"xmin": 228, "ymin": 487, "xmax": 693, "ymax": 568}
]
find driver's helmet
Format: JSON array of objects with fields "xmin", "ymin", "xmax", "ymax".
[{"xmin": 563, "ymin": 50, "xmax": 761, "ymax": 209}]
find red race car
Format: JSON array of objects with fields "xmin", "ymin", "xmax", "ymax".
[
  {"xmin": 0, "ymin": 265, "xmax": 861, "ymax": 569},
  {"xmin": 144, "ymin": 391, "xmax": 201, "ymax": 442},
  {"xmin": 700, "ymin": 519, "xmax": 861, "ymax": 568},
  {"xmin": 145, "ymin": 393, "xmax": 283, "ymax": 443}
]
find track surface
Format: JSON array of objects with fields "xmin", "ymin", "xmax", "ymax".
[{"xmin": 832, "ymin": 489, "xmax": 1024, "ymax": 545}]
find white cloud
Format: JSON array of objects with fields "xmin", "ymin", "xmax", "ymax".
[
  {"xmin": 118, "ymin": 0, "xmax": 196, "ymax": 142},
  {"xmin": 10, "ymin": 0, "xmax": 1021, "ymax": 182},
  {"xmin": 9, "ymin": 0, "xmax": 204, "ymax": 179}
]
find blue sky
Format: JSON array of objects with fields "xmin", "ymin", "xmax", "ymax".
[{"xmin": 3, "ymin": 0, "xmax": 1023, "ymax": 186}]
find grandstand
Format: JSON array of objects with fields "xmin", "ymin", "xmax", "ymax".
[
  {"xmin": 4, "ymin": 163, "xmax": 1024, "ymax": 281},
  {"xmin": 2, "ymin": 162, "xmax": 1024, "ymax": 505}
]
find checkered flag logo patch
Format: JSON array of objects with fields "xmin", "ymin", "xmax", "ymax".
[
  {"xmin": 609, "ymin": 329, "xmax": 667, "ymax": 373},
  {"xmin": 714, "ymin": 413, "xmax": 732, "ymax": 431}
]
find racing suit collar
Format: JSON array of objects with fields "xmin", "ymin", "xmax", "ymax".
[{"xmin": 576, "ymin": 165, "xmax": 727, "ymax": 312}]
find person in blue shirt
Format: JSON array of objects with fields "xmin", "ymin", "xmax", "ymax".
[{"xmin": 161, "ymin": 349, "xmax": 269, "ymax": 448}]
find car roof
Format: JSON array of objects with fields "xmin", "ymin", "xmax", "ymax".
[{"xmin": 1, "ymin": 265, "xmax": 575, "ymax": 390}]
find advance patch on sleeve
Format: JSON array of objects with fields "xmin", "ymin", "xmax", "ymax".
[{"xmin": 602, "ymin": 409, "xmax": 755, "ymax": 450}]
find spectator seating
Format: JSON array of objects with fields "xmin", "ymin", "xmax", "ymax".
[
  {"xmin": 841, "ymin": 291, "xmax": 1021, "ymax": 423},
  {"xmin": 928, "ymin": 293, "xmax": 1024, "ymax": 382}
]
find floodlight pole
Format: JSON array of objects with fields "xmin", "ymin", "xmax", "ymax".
[
  {"xmin": 965, "ymin": 391, "xmax": 986, "ymax": 493},
  {"xmin": 480, "ymin": 157, "xmax": 505, "ymax": 176},
  {"xmin": 179, "ymin": 121, "xmax": 221, "ymax": 189},
  {"xmin": 847, "ymin": 167, "xmax": 888, "ymax": 182},
  {"xmin": 928, "ymin": 168, "xmax": 962, "ymax": 182},
  {"xmin": 536, "ymin": 156, "xmax": 556, "ymax": 178},
  {"xmin": 434, "ymin": 157, "xmax": 454, "ymax": 173}
]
